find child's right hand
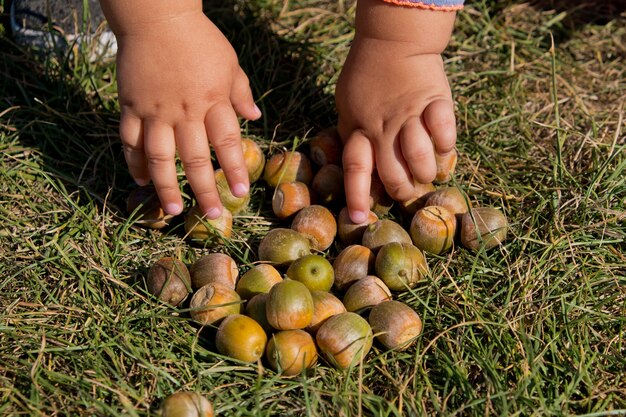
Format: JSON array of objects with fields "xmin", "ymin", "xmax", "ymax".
[{"xmin": 101, "ymin": 1, "xmax": 261, "ymax": 218}]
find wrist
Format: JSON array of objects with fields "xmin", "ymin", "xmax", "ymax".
[
  {"xmin": 355, "ymin": 0, "xmax": 456, "ymax": 54},
  {"xmin": 99, "ymin": 0, "xmax": 204, "ymax": 36}
]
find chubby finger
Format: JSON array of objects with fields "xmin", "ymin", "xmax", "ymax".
[
  {"xmin": 230, "ymin": 69, "xmax": 262, "ymax": 121},
  {"xmin": 119, "ymin": 112, "xmax": 149, "ymax": 185},
  {"xmin": 205, "ymin": 101, "xmax": 250, "ymax": 199},
  {"xmin": 423, "ymin": 99, "xmax": 457, "ymax": 155},
  {"xmin": 175, "ymin": 121, "xmax": 223, "ymax": 218},
  {"xmin": 400, "ymin": 116, "xmax": 437, "ymax": 185},
  {"xmin": 342, "ymin": 131, "xmax": 374, "ymax": 223},
  {"xmin": 423, "ymin": 99, "xmax": 457, "ymax": 183},
  {"xmin": 143, "ymin": 120, "xmax": 183, "ymax": 215},
  {"xmin": 372, "ymin": 130, "xmax": 416, "ymax": 202}
]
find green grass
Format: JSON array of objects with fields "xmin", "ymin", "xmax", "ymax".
[{"xmin": 1, "ymin": 0, "xmax": 625, "ymax": 415}]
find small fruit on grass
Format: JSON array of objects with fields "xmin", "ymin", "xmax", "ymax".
[
  {"xmin": 126, "ymin": 185, "xmax": 173, "ymax": 229},
  {"xmin": 362, "ymin": 219, "xmax": 412, "ymax": 253},
  {"xmin": 286, "ymin": 254, "xmax": 334, "ymax": 292},
  {"xmin": 272, "ymin": 181, "xmax": 311, "ymax": 219},
  {"xmin": 434, "ymin": 149, "xmax": 457, "ymax": 184},
  {"xmin": 266, "ymin": 279, "xmax": 314, "ymax": 330},
  {"xmin": 309, "ymin": 127, "xmax": 342, "ymax": 166},
  {"xmin": 291, "ymin": 205, "xmax": 337, "ymax": 251},
  {"xmin": 375, "ymin": 242, "xmax": 428, "ymax": 291},
  {"xmin": 306, "ymin": 290, "xmax": 346, "ymax": 334},
  {"xmin": 236, "ymin": 263, "xmax": 283, "ymax": 300},
  {"xmin": 184, "ymin": 205, "xmax": 233, "ymax": 243},
  {"xmin": 316, "ymin": 312, "xmax": 373, "ymax": 369},
  {"xmin": 245, "ymin": 293, "xmax": 273, "ymax": 333},
  {"xmin": 398, "ymin": 183, "xmax": 436, "ymax": 216},
  {"xmin": 425, "ymin": 187, "xmax": 471, "ymax": 218},
  {"xmin": 159, "ymin": 391, "xmax": 214, "ymax": 417},
  {"xmin": 264, "ymin": 151, "xmax": 313, "ymax": 188},
  {"xmin": 342, "ymin": 276, "xmax": 392, "ymax": 313},
  {"xmin": 258, "ymin": 228, "xmax": 311, "ymax": 268},
  {"xmin": 189, "ymin": 283, "xmax": 241, "ymax": 325},
  {"xmin": 460, "ymin": 207, "xmax": 508, "ymax": 251},
  {"xmin": 216, "ymin": 314, "xmax": 267, "ymax": 363},
  {"xmin": 146, "ymin": 257, "xmax": 191, "ymax": 306},
  {"xmin": 190, "ymin": 253, "xmax": 239, "ymax": 290},
  {"xmin": 409, "ymin": 205, "xmax": 456, "ymax": 255},
  {"xmin": 311, "ymin": 164, "xmax": 344, "ymax": 207},
  {"xmin": 337, "ymin": 207, "xmax": 378, "ymax": 246},
  {"xmin": 214, "ymin": 168, "xmax": 250, "ymax": 214},
  {"xmin": 369, "ymin": 173, "xmax": 394, "ymax": 216},
  {"xmin": 241, "ymin": 137, "xmax": 266, "ymax": 182},
  {"xmin": 266, "ymin": 329, "xmax": 318, "ymax": 376},
  {"xmin": 369, "ymin": 300, "xmax": 422, "ymax": 351},
  {"xmin": 333, "ymin": 244, "xmax": 375, "ymax": 292}
]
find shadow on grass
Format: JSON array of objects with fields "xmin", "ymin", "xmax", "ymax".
[{"xmin": 0, "ymin": 0, "xmax": 337, "ymax": 215}]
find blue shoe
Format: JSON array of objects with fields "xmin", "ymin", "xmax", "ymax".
[{"xmin": 9, "ymin": 0, "xmax": 117, "ymax": 60}]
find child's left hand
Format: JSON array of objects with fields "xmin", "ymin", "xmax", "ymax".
[{"xmin": 335, "ymin": 0, "xmax": 458, "ymax": 224}]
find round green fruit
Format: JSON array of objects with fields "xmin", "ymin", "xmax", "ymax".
[
  {"xmin": 375, "ymin": 242, "xmax": 428, "ymax": 291},
  {"xmin": 266, "ymin": 279, "xmax": 314, "ymax": 330},
  {"xmin": 215, "ymin": 314, "xmax": 267, "ymax": 363},
  {"xmin": 286, "ymin": 254, "xmax": 334, "ymax": 292}
]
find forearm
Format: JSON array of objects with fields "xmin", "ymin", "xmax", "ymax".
[
  {"xmin": 355, "ymin": 0, "xmax": 457, "ymax": 53},
  {"xmin": 99, "ymin": 0, "xmax": 203, "ymax": 35}
]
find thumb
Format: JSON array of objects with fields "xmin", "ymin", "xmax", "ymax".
[{"xmin": 230, "ymin": 68, "xmax": 262, "ymax": 121}]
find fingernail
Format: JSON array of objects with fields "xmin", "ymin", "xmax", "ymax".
[
  {"xmin": 232, "ymin": 182, "xmax": 249, "ymax": 198},
  {"xmin": 205, "ymin": 206, "xmax": 222, "ymax": 219},
  {"xmin": 165, "ymin": 203, "xmax": 183, "ymax": 215},
  {"xmin": 253, "ymin": 104, "xmax": 262, "ymax": 118},
  {"xmin": 350, "ymin": 210, "xmax": 368, "ymax": 224}
]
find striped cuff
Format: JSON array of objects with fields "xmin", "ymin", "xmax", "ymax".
[{"xmin": 381, "ymin": 0, "xmax": 464, "ymax": 10}]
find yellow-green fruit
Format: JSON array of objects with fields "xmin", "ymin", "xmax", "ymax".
[
  {"xmin": 126, "ymin": 185, "xmax": 173, "ymax": 229},
  {"xmin": 190, "ymin": 253, "xmax": 238, "ymax": 290},
  {"xmin": 460, "ymin": 207, "xmax": 508, "ymax": 251},
  {"xmin": 286, "ymin": 254, "xmax": 334, "ymax": 292},
  {"xmin": 214, "ymin": 168, "xmax": 250, "ymax": 214},
  {"xmin": 146, "ymin": 257, "xmax": 191, "ymax": 306},
  {"xmin": 189, "ymin": 283, "xmax": 241, "ymax": 325},
  {"xmin": 361, "ymin": 219, "xmax": 412, "ymax": 253},
  {"xmin": 342, "ymin": 276, "xmax": 391, "ymax": 313},
  {"xmin": 184, "ymin": 205, "xmax": 233, "ymax": 243},
  {"xmin": 215, "ymin": 314, "xmax": 267, "ymax": 363},
  {"xmin": 257, "ymin": 228, "xmax": 311, "ymax": 268},
  {"xmin": 332, "ymin": 244, "xmax": 375, "ymax": 292},
  {"xmin": 264, "ymin": 151, "xmax": 313, "ymax": 188},
  {"xmin": 159, "ymin": 391, "xmax": 214, "ymax": 417},
  {"xmin": 369, "ymin": 300, "xmax": 422, "ymax": 351},
  {"xmin": 291, "ymin": 205, "xmax": 337, "ymax": 251},
  {"xmin": 409, "ymin": 205, "xmax": 456, "ymax": 255},
  {"xmin": 375, "ymin": 242, "xmax": 428, "ymax": 291},
  {"xmin": 266, "ymin": 279, "xmax": 314, "ymax": 330},
  {"xmin": 266, "ymin": 329, "xmax": 318, "ymax": 376},
  {"xmin": 241, "ymin": 137, "xmax": 266, "ymax": 182},
  {"xmin": 236, "ymin": 264, "xmax": 283, "ymax": 300},
  {"xmin": 316, "ymin": 312, "xmax": 373, "ymax": 369},
  {"xmin": 306, "ymin": 290, "xmax": 346, "ymax": 334}
]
